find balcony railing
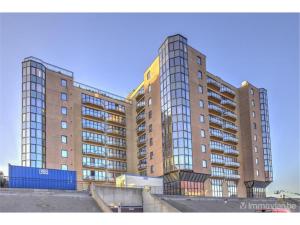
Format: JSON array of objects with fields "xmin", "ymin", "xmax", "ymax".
[
  {"xmin": 225, "ymin": 174, "xmax": 240, "ymax": 180},
  {"xmin": 211, "ymin": 172, "xmax": 224, "ymax": 178},
  {"xmin": 207, "ymin": 77, "xmax": 220, "ymax": 89},
  {"xmin": 223, "ymin": 135, "xmax": 238, "ymax": 143},
  {"xmin": 210, "ymin": 129, "xmax": 223, "ymax": 139},
  {"xmin": 136, "ymin": 112, "xmax": 145, "ymax": 123},
  {"xmin": 220, "ymin": 85, "xmax": 235, "ymax": 96},
  {"xmin": 223, "ymin": 110, "xmax": 237, "ymax": 120},
  {"xmin": 224, "ymin": 161, "xmax": 240, "ymax": 168},
  {"xmin": 137, "ymin": 137, "xmax": 146, "ymax": 146},
  {"xmin": 208, "ymin": 103, "xmax": 223, "ymax": 114},
  {"xmin": 221, "ymin": 99, "xmax": 237, "ymax": 108},
  {"xmin": 211, "ymin": 158, "xmax": 225, "ymax": 165},
  {"xmin": 138, "ymin": 150, "xmax": 147, "ymax": 159},
  {"xmin": 138, "ymin": 163, "xmax": 147, "ymax": 170},
  {"xmin": 137, "ymin": 125, "xmax": 146, "ymax": 133},
  {"xmin": 208, "ymin": 91, "xmax": 222, "ymax": 101},
  {"xmin": 224, "ymin": 148, "xmax": 239, "ymax": 155},
  {"xmin": 136, "ymin": 88, "xmax": 145, "ymax": 101},
  {"xmin": 223, "ymin": 122, "xmax": 238, "ymax": 131},
  {"xmin": 210, "ymin": 145, "xmax": 224, "ymax": 152},
  {"xmin": 136, "ymin": 101, "xmax": 145, "ymax": 112},
  {"xmin": 209, "ymin": 116, "xmax": 223, "ymax": 126}
]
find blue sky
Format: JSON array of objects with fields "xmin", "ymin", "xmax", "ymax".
[{"xmin": 0, "ymin": 13, "xmax": 299, "ymax": 193}]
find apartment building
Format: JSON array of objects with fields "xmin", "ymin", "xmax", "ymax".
[{"xmin": 21, "ymin": 34, "xmax": 272, "ymax": 197}]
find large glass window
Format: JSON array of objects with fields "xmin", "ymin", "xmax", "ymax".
[
  {"xmin": 159, "ymin": 35, "xmax": 192, "ymax": 172},
  {"xmin": 21, "ymin": 60, "xmax": 46, "ymax": 168},
  {"xmin": 211, "ymin": 179, "xmax": 223, "ymax": 197},
  {"xmin": 227, "ymin": 181, "xmax": 237, "ymax": 197}
]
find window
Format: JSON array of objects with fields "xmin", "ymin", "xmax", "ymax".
[
  {"xmin": 212, "ymin": 179, "xmax": 223, "ymax": 197},
  {"xmin": 252, "ymin": 111, "xmax": 255, "ymax": 118},
  {"xmin": 149, "ymin": 124, "xmax": 152, "ymax": 132},
  {"xmin": 200, "ymin": 129, "xmax": 206, "ymax": 138},
  {"xmin": 148, "ymin": 98, "xmax": 152, "ymax": 106},
  {"xmin": 198, "ymin": 71, "xmax": 202, "ymax": 79},
  {"xmin": 148, "ymin": 84, "xmax": 152, "ymax": 93},
  {"xmin": 256, "ymin": 169, "xmax": 259, "ymax": 177},
  {"xmin": 61, "ymin": 107, "xmax": 67, "ymax": 115},
  {"xmin": 253, "ymin": 122, "xmax": 257, "ymax": 129},
  {"xmin": 202, "ymin": 160, "xmax": 207, "ymax": 168},
  {"xmin": 147, "ymin": 71, "xmax": 151, "ymax": 80},
  {"xmin": 61, "ymin": 79, "xmax": 67, "ymax": 87},
  {"xmin": 254, "ymin": 146, "xmax": 258, "ymax": 153},
  {"xmin": 61, "ymin": 135, "xmax": 67, "ymax": 144},
  {"xmin": 148, "ymin": 110, "xmax": 152, "ymax": 119},
  {"xmin": 198, "ymin": 85, "xmax": 203, "ymax": 94},
  {"xmin": 197, "ymin": 56, "xmax": 201, "ymax": 65},
  {"xmin": 150, "ymin": 152, "xmax": 154, "ymax": 160},
  {"xmin": 199, "ymin": 114, "xmax": 205, "ymax": 123},
  {"xmin": 61, "ymin": 92, "xmax": 68, "ymax": 101},
  {"xmin": 150, "ymin": 138, "xmax": 153, "ymax": 146},
  {"xmin": 250, "ymin": 88, "xmax": 254, "ymax": 95},
  {"xmin": 61, "ymin": 164, "xmax": 68, "ymax": 170},
  {"xmin": 254, "ymin": 134, "xmax": 257, "ymax": 141},
  {"xmin": 61, "ymin": 121, "xmax": 67, "ymax": 129},
  {"xmin": 199, "ymin": 100, "xmax": 204, "ymax": 108},
  {"xmin": 251, "ymin": 100, "xmax": 255, "ymax": 107},
  {"xmin": 150, "ymin": 165, "xmax": 154, "ymax": 174},
  {"xmin": 201, "ymin": 144, "xmax": 206, "ymax": 153},
  {"xmin": 255, "ymin": 158, "xmax": 259, "ymax": 165},
  {"xmin": 61, "ymin": 149, "xmax": 68, "ymax": 158}
]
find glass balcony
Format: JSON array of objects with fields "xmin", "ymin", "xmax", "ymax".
[
  {"xmin": 137, "ymin": 124, "xmax": 146, "ymax": 134},
  {"xmin": 223, "ymin": 135, "xmax": 238, "ymax": 143},
  {"xmin": 135, "ymin": 87, "xmax": 145, "ymax": 101},
  {"xmin": 137, "ymin": 136, "xmax": 146, "ymax": 146},
  {"xmin": 224, "ymin": 148, "xmax": 239, "ymax": 155},
  {"xmin": 225, "ymin": 174, "xmax": 240, "ymax": 180},
  {"xmin": 138, "ymin": 149, "xmax": 147, "ymax": 159},
  {"xmin": 208, "ymin": 91, "xmax": 222, "ymax": 102},
  {"xmin": 211, "ymin": 158, "xmax": 225, "ymax": 165},
  {"xmin": 209, "ymin": 116, "xmax": 224, "ymax": 127},
  {"xmin": 222, "ymin": 110, "xmax": 237, "ymax": 120},
  {"xmin": 208, "ymin": 103, "xmax": 223, "ymax": 114},
  {"xmin": 136, "ymin": 100, "xmax": 145, "ymax": 112},
  {"xmin": 223, "ymin": 122, "xmax": 238, "ymax": 131},
  {"xmin": 221, "ymin": 98, "xmax": 237, "ymax": 108},
  {"xmin": 136, "ymin": 112, "xmax": 145, "ymax": 123},
  {"xmin": 207, "ymin": 77, "xmax": 220, "ymax": 89},
  {"xmin": 138, "ymin": 163, "xmax": 147, "ymax": 170},
  {"xmin": 224, "ymin": 161, "xmax": 240, "ymax": 168},
  {"xmin": 210, "ymin": 144, "xmax": 224, "ymax": 152},
  {"xmin": 220, "ymin": 85, "xmax": 235, "ymax": 97},
  {"xmin": 210, "ymin": 128, "xmax": 223, "ymax": 139},
  {"xmin": 211, "ymin": 172, "xmax": 225, "ymax": 178}
]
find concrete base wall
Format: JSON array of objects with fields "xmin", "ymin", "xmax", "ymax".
[
  {"xmin": 142, "ymin": 188, "xmax": 180, "ymax": 212},
  {"xmin": 92, "ymin": 184, "xmax": 143, "ymax": 208}
]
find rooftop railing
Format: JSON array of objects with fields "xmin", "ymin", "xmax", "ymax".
[
  {"xmin": 23, "ymin": 56, "xmax": 74, "ymax": 77},
  {"xmin": 74, "ymin": 81, "xmax": 131, "ymax": 104}
]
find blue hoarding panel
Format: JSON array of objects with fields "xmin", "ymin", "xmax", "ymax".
[{"xmin": 9, "ymin": 165, "xmax": 76, "ymax": 190}]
